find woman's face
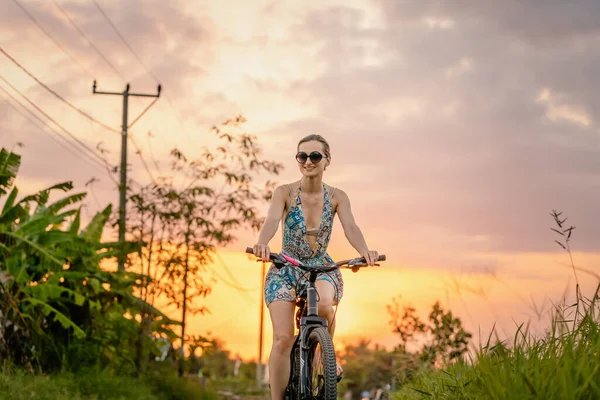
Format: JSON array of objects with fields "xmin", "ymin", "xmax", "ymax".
[{"xmin": 297, "ymin": 140, "xmax": 329, "ymax": 177}]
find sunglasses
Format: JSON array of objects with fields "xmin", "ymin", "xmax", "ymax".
[{"xmin": 296, "ymin": 151, "xmax": 327, "ymax": 164}]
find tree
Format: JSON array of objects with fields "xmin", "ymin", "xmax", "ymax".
[
  {"xmin": 421, "ymin": 301, "xmax": 472, "ymax": 366},
  {"xmin": 387, "ymin": 297, "xmax": 472, "ymax": 369},
  {"xmin": 125, "ymin": 116, "xmax": 282, "ymax": 376},
  {"xmin": 387, "ymin": 296, "xmax": 426, "ymax": 351},
  {"xmin": 128, "ymin": 186, "xmax": 181, "ymax": 375}
]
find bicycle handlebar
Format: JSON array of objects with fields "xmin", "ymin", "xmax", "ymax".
[{"xmin": 245, "ymin": 247, "xmax": 385, "ymax": 272}]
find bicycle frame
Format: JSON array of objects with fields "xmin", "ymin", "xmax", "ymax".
[{"xmin": 297, "ymin": 270, "xmax": 328, "ymax": 396}]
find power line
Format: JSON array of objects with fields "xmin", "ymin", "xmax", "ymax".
[
  {"xmin": 215, "ymin": 250, "xmax": 258, "ymax": 293},
  {"xmin": 90, "ymin": 0, "xmax": 193, "ymax": 146},
  {"xmin": 4, "ymin": 4, "xmax": 153, "ymax": 196},
  {"xmin": 91, "ymin": 0, "xmax": 160, "ymax": 83},
  {"xmin": 129, "ymin": 133, "xmax": 157, "ymax": 184},
  {"xmin": 210, "ymin": 250, "xmax": 259, "ymax": 307},
  {"xmin": 205, "ymin": 264, "xmax": 257, "ymax": 308},
  {"xmin": 83, "ymin": 1, "xmax": 215, "ymax": 251},
  {"xmin": 0, "ymin": 85, "xmax": 113, "ymax": 176},
  {"xmin": 0, "ymin": 47, "xmax": 153, "ymax": 187},
  {"xmin": 89, "ymin": 120, "xmax": 145, "ymax": 190},
  {"xmin": 126, "ymin": 97, "xmax": 162, "ymax": 182},
  {"xmin": 11, "ymin": 0, "xmax": 93, "ymax": 78},
  {"xmin": 0, "ymin": 47, "xmax": 120, "ymax": 135},
  {"xmin": 0, "ymin": 75, "xmax": 115, "ymax": 172},
  {"xmin": 52, "ymin": 0, "xmax": 126, "ymax": 81},
  {"xmin": 0, "ymin": 86, "xmax": 105, "ymax": 173},
  {"xmin": 208, "ymin": 306, "xmax": 253, "ymax": 334},
  {"xmin": 146, "ymin": 131, "xmax": 163, "ymax": 177},
  {"xmin": 83, "ymin": 173, "xmax": 103, "ymax": 210},
  {"xmin": 205, "ymin": 263, "xmax": 259, "ymax": 294}
]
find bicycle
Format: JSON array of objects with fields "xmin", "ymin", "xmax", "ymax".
[{"xmin": 246, "ymin": 247, "xmax": 386, "ymax": 400}]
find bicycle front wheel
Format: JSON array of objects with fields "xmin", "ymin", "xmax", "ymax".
[{"xmin": 306, "ymin": 326, "xmax": 337, "ymax": 400}]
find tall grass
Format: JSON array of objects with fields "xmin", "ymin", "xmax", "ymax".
[{"xmin": 393, "ymin": 211, "xmax": 600, "ymax": 399}]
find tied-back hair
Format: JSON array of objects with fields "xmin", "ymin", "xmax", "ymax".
[{"xmin": 297, "ymin": 134, "xmax": 331, "ymax": 159}]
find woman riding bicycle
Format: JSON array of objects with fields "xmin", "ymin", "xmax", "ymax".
[{"xmin": 252, "ymin": 134, "xmax": 379, "ymax": 400}]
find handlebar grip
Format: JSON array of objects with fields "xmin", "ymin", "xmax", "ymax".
[
  {"xmin": 378, "ymin": 255, "xmax": 386, "ymax": 261},
  {"xmin": 247, "ymin": 246, "xmax": 283, "ymax": 267}
]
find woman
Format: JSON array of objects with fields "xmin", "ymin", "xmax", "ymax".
[{"xmin": 252, "ymin": 134, "xmax": 379, "ymax": 400}]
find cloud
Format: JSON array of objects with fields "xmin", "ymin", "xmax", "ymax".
[
  {"xmin": 378, "ymin": 0, "xmax": 600, "ymax": 43},
  {"xmin": 2, "ymin": 0, "xmax": 599, "ymax": 267},
  {"xmin": 264, "ymin": 1, "xmax": 600, "ymax": 257}
]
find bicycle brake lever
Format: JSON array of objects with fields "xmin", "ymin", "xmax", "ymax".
[{"xmin": 349, "ymin": 262, "xmax": 380, "ymax": 270}]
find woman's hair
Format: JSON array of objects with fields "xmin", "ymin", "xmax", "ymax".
[{"xmin": 297, "ymin": 134, "xmax": 331, "ymax": 159}]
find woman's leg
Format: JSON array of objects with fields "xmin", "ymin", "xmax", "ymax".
[
  {"xmin": 315, "ymin": 279, "xmax": 337, "ymax": 336},
  {"xmin": 315, "ymin": 279, "xmax": 343, "ymax": 375},
  {"xmin": 268, "ymin": 300, "xmax": 296, "ymax": 400}
]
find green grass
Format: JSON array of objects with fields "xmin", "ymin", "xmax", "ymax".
[
  {"xmin": 0, "ymin": 364, "xmax": 218, "ymax": 400},
  {"xmin": 393, "ymin": 287, "xmax": 600, "ymax": 400}
]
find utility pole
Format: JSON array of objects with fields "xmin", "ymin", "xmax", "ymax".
[
  {"xmin": 92, "ymin": 81, "xmax": 161, "ymax": 271},
  {"xmin": 257, "ymin": 261, "xmax": 266, "ymax": 387}
]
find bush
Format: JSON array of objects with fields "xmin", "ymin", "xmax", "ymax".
[{"xmin": 0, "ymin": 363, "xmax": 217, "ymax": 400}]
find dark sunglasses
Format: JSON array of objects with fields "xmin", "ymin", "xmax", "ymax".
[{"xmin": 296, "ymin": 151, "xmax": 326, "ymax": 164}]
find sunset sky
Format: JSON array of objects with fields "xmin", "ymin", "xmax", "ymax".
[{"xmin": 2, "ymin": 0, "xmax": 600, "ymax": 361}]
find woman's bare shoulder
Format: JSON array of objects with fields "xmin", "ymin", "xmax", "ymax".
[
  {"xmin": 274, "ymin": 181, "xmax": 299, "ymax": 204},
  {"xmin": 280, "ymin": 181, "xmax": 301, "ymax": 193},
  {"xmin": 325, "ymin": 183, "xmax": 348, "ymax": 206}
]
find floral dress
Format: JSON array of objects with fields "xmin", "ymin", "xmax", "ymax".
[{"xmin": 263, "ymin": 183, "xmax": 344, "ymax": 306}]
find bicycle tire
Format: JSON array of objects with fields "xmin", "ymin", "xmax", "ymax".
[
  {"xmin": 305, "ymin": 326, "xmax": 337, "ymax": 400},
  {"xmin": 287, "ymin": 346, "xmax": 301, "ymax": 400}
]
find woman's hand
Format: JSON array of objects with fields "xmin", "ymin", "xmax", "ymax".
[
  {"xmin": 253, "ymin": 243, "xmax": 271, "ymax": 262},
  {"xmin": 362, "ymin": 250, "xmax": 379, "ymax": 266}
]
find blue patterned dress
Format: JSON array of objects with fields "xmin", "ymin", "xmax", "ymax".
[{"xmin": 264, "ymin": 183, "xmax": 344, "ymax": 306}]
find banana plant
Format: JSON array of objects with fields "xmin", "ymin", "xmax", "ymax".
[{"xmin": 0, "ymin": 148, "xmax": 154, "ymax": 373}]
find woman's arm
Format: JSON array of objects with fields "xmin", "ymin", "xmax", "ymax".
[
  {"xmin": 253, "ymin": 185, "xmax": 288, "ymax": 261},
  {"xmin": 335, "ymin": 189, "xmax": 379, "ymax": 265}
]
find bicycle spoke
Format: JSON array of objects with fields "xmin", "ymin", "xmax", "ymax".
[{"xmin": 310, "ymin": 342, "xmax": 327, "ymax": 397}]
